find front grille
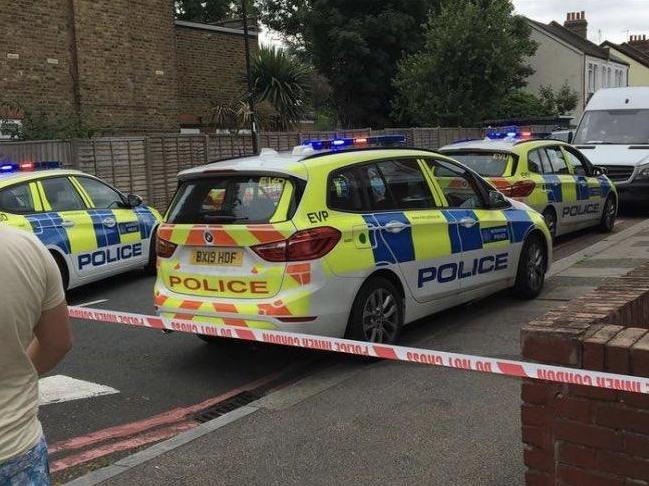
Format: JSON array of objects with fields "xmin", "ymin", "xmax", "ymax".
[{"xmin": 599, "ymin": 165, "xmax": 634, "ymax": 182}]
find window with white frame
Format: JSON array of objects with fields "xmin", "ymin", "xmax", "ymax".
[
  {"xmin": 588, "ymin": 63, "xmax": 594, "ymax": 93},
  {"xmin": 594, "ymin": 65, "xmax": 599, "ymax": 89}
]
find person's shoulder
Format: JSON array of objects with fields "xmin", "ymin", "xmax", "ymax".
[{"xmin": 0, "ymin": 226, "xmax": 46, "ymax": 252}]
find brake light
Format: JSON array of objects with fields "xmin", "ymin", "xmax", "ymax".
[
  {"xmin": 252, "ymin": 227, "xmax": 341, "ymax": 262},
  {"xmin": 156, "ymin": 237, "xmax": 177, "ymax": 258},
  {"xmin": 501, "ymin": 180, "xmax": 536, "ymax": 198}
]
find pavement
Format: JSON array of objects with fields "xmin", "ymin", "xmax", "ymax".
[{"xmin": 61, "ymin": 216, "xmax": 649, "ymax": 486}]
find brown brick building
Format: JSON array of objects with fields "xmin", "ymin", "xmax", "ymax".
[{"xmin": 0, "ymin": 0, "xmax": 256, "ymax": 133}]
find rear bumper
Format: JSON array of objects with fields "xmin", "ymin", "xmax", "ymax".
[{"xmin": 153, "ymin": 276, "xmax": 362, "ymax": 338}]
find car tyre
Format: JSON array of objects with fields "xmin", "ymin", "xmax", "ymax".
[
  {"xmin": 599, "ymin": 195, "xmax": 616, "ymax": 233},
  {"xmin": 542, "ymin": 208, "xmax": 557, "ymax": 241},
  {"xmin": 144, "ymin": 232, "xmax": 157, "ymax": 275},
  {"xmin": 513, "ymin": 234, "xmax": 547, "ymax": 300},
  {"xmin": 347, "ymin": 277, "xmax": 403, "ymax": 344},
  {"xmin": 51, "ymin": 251, "xmax": 69, "ymax": 291}
]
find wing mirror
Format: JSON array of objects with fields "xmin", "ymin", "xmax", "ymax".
[
  {"xmin": 126, "ymin": 193, "xmax": 143, "ymax": 208},
  {"xmin": 488, "ymin": 190, "xmax": 510, "ymax": 209},
  {"xmin": 592, "ymin": 166, "xmax": 607, "ymax": 177}
]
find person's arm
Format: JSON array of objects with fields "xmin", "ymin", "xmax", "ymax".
[
  {"xmin": 27, "ymin": 302, "xmax": 73, "ymax": 375},
  {"xmin": 27, "ymin": 242, "xmax": 73, "ymax": 375}
]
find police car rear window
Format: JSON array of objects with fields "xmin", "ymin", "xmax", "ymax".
[
  {"xmin": 445, "ymin": 151, "xmax": 515, "ymax": 177},
  {"xmin": 167, "ymin": 176, "xmax": 291, "ymax": 224}
]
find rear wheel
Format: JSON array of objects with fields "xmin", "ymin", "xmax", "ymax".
[
  {"xmin": 513, "ymin": 235, "xmax": 546, "ymax": 299},
  {"xmin": 542, "ymin": 208, "xmax": 557, "ymax": 240},
  {"xmin": 50, "ymin": 252, "xmax": 69, "ymax": 291},
  {"xmin": 347, "ymin": 277, "xmax": 403, "ymax": 344},
  {"xmin": 599, "ymin": 195, "xmax": 616, "ymax": 233}
]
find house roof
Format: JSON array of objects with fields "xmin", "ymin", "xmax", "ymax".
[
  {"xmin": 527, "ymin": 18, "xmax": 629, "ymax": 65},
  {"xmin": 601, "ymin": 41, "xmax": 649, "ymax": 69}
]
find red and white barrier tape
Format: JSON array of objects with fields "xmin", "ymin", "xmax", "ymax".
[{"xmin": 68, "ymin": 306, "xmax": 649, "ymax": 395}]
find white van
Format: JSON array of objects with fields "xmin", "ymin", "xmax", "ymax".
[{"xmin": 572, "ymin": 87, "xmax": 649, "ymax": 207}]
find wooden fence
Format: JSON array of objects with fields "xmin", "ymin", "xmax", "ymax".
[{"xmin": 0, "ymin": 127, "xmax": 483, "ymax": 211}]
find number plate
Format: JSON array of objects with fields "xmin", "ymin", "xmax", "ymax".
[{"xmin": 191, "ymin": 249, "xmax": 243, "ymax": 266}]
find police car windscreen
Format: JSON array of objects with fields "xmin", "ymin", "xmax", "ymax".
[
  {"xmin": 445, "ymin": 151, "xmax": 512, "ymax": 177},
  {"xmin": 166, "ymin": 176, "xmax": 289, "ymax": 224}
]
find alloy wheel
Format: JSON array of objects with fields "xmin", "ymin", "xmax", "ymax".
[{"xmin": 361, "ymin": 288, "xmax": 399, "ymax": 343}]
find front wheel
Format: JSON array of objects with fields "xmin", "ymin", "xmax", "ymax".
[
  {"xmin": 513, "ymin": 235, "xmax": 547, "ymax": 299},
  {"xmin": 542, "ymin": 208, "xmax": 557, "ymax": 240},
  {"xmin": 144, "ymin": 232, "xmax": 157, "ymax": 275},
  {"xmin": 599, "ymin": 196, "xmax": 616, "ymax": 233},
  {"xmin": 347, "ymin": 277, "xmax": 403, "ymax": 344}
]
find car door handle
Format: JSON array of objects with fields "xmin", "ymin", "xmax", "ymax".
[
  {"xmin": 384, "ymin": 221, "xmax": 408, "ymax": 233},
  {"xmin": 458, "ymin": 217, "xmax": 478, "ymax": 228},
  {"xmin": 61, "ymin": 220, "xmax": 75, "ymax": 229}
]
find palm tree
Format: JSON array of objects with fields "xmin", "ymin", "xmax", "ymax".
[{"xmin": 249, "ymin": 46, "xmax": 311, "ymax": 131}]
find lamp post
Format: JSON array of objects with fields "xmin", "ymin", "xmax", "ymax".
[{"xmin": 241, "ymin": 0, "xmax": 259, "ymax": 154}]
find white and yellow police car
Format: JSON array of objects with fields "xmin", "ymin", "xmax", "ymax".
[
  {"xmin": 154, "ymin": 136, "xmax": 552, "ymax": 344},
  {"xmin": 0, "ymin": 161, "xmax": 161, "ymax": 289},
  {"xmin": 439, "ymin": 127, "xmax": 617, "ymax": 238}
]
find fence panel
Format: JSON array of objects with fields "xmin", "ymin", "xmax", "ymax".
[
  {"xmin": 74, "ymin": 137, "xmax": 149, "ymax": 200},
  {"xmin": 0, "ymin": 140, "xmax": 73, "ymax": 167}
]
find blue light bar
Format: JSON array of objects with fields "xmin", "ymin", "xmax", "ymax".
[
  {"xmin": 486, "ymin": 126, "xmax": 533, "ymax": 140},
  {"xmin": 302, "ymin": 135, "xmax": 406, "ymax": 152},
  {"xmin": 0, "ymin": 160, "xmax": 63, "ymax": 174}
]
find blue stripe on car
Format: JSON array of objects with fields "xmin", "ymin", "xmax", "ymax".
[{"xmin": 26, "ymin": 212, "xmax": 72, "ymax": 254}]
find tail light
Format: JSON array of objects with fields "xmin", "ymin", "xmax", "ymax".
[
  {"xmin": 156, "ymin": 237, "xmax": 177, "ymax": 258},
  {"xmin": 252, "ymin": 226, "xmax": 341, "ymax": 262},
  {"xmin": 501, "ymin": 180, "xmax": 536, "ymax": 198}
]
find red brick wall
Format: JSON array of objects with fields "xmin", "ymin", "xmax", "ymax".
[
  {"xmin": 521, "ymin": 264, "xmax": 649, "ymax": 485},
  {"xmin": 175, "ymin": 24, "xmax": 255, "ymax": 125},
  {"xmin": 0, "ymin": 0, "xmax": 78, "ymax": 117}
]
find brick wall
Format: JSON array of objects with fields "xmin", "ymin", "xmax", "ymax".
[
  {"xmin": 0, "ymin": 2, "xmax": 256, "ymax": 133},
  {"xmin": 73, "ymin": 0, "xmax": 179, "ymax": 132},
  {"xmin": 521, "ymin": 264, "xmax": 649, "ymax": 485},
  {"xmin": 0, "ymin": 0, "xmax": 77, "ymax": 117},
  {"xmin": 175, "ymin": 24, "xmax": 255, "ymax": 125}
]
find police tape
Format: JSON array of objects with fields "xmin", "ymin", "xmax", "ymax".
[{"xmin": 68, "ymin": 305, "xmax": 649, "ymax": 395}]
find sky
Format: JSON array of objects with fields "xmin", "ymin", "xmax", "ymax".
[
  {"xmin": 259, "ymin": 1, "xmax": 649, "ymax": 46},
  {"xmin": 512, "ymin": 0, "xmax": 649, "ymax": 44}
]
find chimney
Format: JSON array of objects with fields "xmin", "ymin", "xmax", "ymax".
[
  {"xmin": 629, "ymin": 34, "xmax": 649, "ymax": 57},
  {"xmin": 564, "ymin": 11, "xmax": 588, "ymax": 38}
]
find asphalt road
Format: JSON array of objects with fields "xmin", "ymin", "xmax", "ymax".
[{"xmin": 42, "ymin": 211, "xmax": 646, "ymax": 482}]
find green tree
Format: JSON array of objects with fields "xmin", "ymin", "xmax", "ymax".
[
  {"xmin": 259, "ymin": 0, "xmax": 440, "ymax": 128},
  {"xmin": 392, "ymin": 0, "xmax": 537, "ymax": 126},
  {"xmin": 175, "ymin": 0, "xmax": 256, "ymax": 23},
  {"xmin": 539, "ymin": 82, "xmax": 579, "ymax": 115},
  {"xmin": 249, "ymin": 46, "xmax": 311, "ymax": 130},
  {"xmin": 496, "ymin": 91, "xmax": 546, "ymax": 119}
]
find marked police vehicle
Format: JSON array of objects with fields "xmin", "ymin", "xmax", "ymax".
[
  {"xmin": 154, "ymin": 136, "xmax": 552, "ymax": 344},
  {"xmin": 0, "ymin": 161, "xmax": 161, "ymax": 289},
  {"xmin": 439, "ymin": 128, "xmax": 617, "ymax": 239}
]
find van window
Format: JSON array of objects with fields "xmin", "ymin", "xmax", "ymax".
[
  {"xmin": 575, "ymin": 109, "xmax": 649, "ymax": 144},
  {"xmin": 167, "ymin": 176, "xmax": 292, "ymax": 224}
]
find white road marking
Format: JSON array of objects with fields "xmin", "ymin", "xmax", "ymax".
[
  {"xmin": 76, "ymin": 299, "xmax": 109, "ymax": 307},
  {"xmin": 39, "ymin": 375, "xmax": 119, "ymax": 406}
]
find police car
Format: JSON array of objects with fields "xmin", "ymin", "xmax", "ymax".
[
  {"xmin": 154, "ymin": 136, "xmax": 552, "ymax": 344},
  {"xmin": 0, "ymin": 161, "xmax": 161, "ymax": 289},
  {"xmin": 439, "ymin": 127, "xmax": 617, "ymax": 238}
]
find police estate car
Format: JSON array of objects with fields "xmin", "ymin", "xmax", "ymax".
[
  {"xmin": 154, "ymin": 136, "xmax": 552, "ymax": 344},
  {"xmin": 0, "ymin": 161, "xmax": 161, "ymax": 289},
  {"xmin": 439, "ymin": 128, "xmax": 617, "ymax": 238}
]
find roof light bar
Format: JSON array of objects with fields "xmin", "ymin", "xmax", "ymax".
[
  {"xmin": 301, "ymin": 135, "xmax": 406, "ymax": 152},
  {"xmin": 0, "ymin": 160, "xmax": 63, "ymax": 174}
]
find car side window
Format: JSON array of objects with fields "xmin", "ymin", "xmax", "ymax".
[
  {"xmin": 373, "ymin": 159, "xmax": 434, "ymax": 210},
  {"xmin": 427, "ymin": 159, "xmax": 485, "ymax": 209},
  {"xmin": 40, "ymin": 177, "xmax": 86, "ymax": 212},
  {"xmin": 328, "ymin": 167, "xmax": 365, "ymax": 212},
  {"xmin": 0, "ymin": 183, "xmax": 35, "ymax": 214},
  {"xmin": 563, "ymin": 147, "xmax": 591, "ymax": 177},
  {"xmin": 76, "ymin": 177, "xmax": 124, "ymax": 209},
  {"xmin": 527, "ymin": 150, "xmax": 543, "ymax": 174},
  {"xmin": 545, "ymin": 147, "xmax": 571, "ymax": 175}
]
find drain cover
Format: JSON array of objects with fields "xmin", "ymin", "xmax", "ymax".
[{"xmin": 194, "ymin": 391, "xmax": 261, "ymax": 423}]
